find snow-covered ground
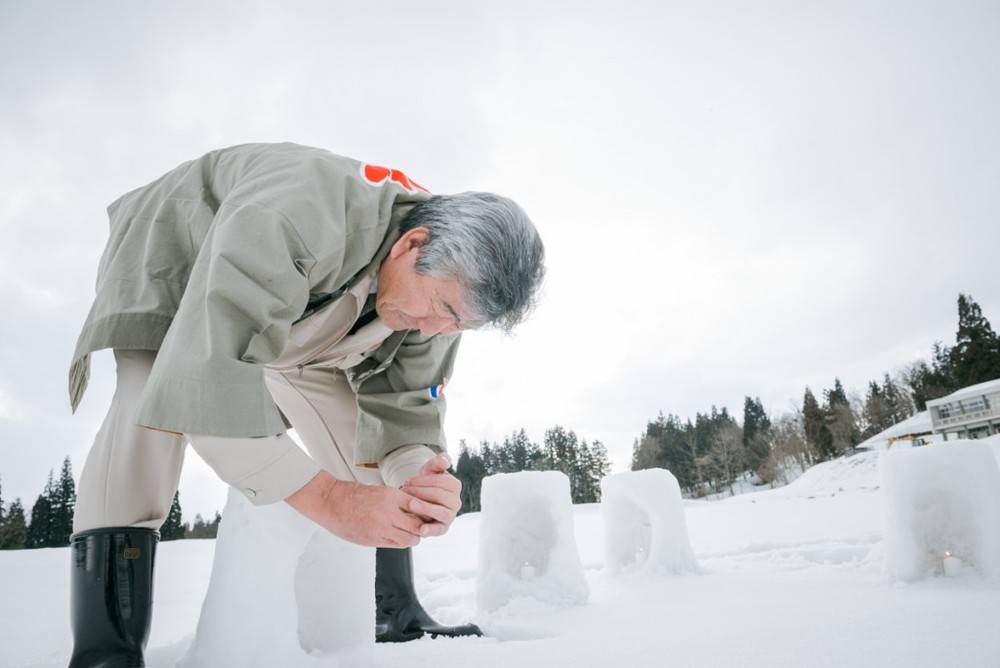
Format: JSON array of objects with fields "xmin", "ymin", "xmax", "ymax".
[{"xmin": 3, "ymin": 439, "xmax": 999, "ymax": 668}]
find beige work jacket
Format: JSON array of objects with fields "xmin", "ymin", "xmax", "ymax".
[{"xmin": 69, "ymin": 143, "xmax": 458, "ymax": 463}]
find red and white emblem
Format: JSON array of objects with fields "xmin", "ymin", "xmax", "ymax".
[{"xmin": 361, "ymin": 163, "xmax": 430, "ymax": 193}]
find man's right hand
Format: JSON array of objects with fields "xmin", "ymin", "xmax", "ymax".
[{"xmin": 285, "ymin": 470, "xmax": 424, "ymax": 548}]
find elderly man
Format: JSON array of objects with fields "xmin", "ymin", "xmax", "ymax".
[{"xmin": 67, "ymin": 143, "xmax": 545, "ymax": 666}]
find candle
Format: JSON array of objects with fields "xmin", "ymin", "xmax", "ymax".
[
  {"xmin": 520, "ymin": 563, "xmax": 536, "ymax": 580},
  {"xmin": 943, "ymin": 551, "xmax": 963, "ymax": 577}
]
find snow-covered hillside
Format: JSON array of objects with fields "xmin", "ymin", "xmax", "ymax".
[{"xmin": 2, "ymin": 440, "xmax": 999, "ymax": 668}]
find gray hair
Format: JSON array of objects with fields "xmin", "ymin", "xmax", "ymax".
[{"xmin": 400, "ymin": 192, "xmax": 545, "ymax": 333}]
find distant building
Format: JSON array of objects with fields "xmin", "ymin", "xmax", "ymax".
[{"xmin": 926, "ymin": 378, "xmax": 1000, "ymax": 440}]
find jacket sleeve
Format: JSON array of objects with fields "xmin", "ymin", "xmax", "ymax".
[
  {"xmin": 133, "ymin": 201, "xmax": 324, "ymax": 437},
  {"xmin": 350, "ymin": 330, "xmax": 462, "ymax": 464}
]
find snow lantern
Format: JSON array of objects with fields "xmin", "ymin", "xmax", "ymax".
[
  {"xmin": 179, "ymin": 487, "xmax": 376, "ymax": 668},
  {"xmin": 879, "ymin": 439, "xmax": 1000, "ymax": 580},
  {"xmin": 476, "ymin": 471, "xmax": 589, "ymax": 611},
  {"xmin": 601, "ymin": 468, "xmax": 699, "ymax": 576}
]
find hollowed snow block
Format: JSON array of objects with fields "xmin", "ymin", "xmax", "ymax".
[
  {"xmin": 476, "ymin": 471, "xmax": 589, "ymax": 611},
  {"xmin": 179, "ymin": 487, "xmax": 375, "ymax": 668},
  {"xmin": 880, "ymin": 440, "xmax": 1000, "ymax": 580},
  {"xmin": 601, "ymin": 468, "xmax": 699, "ymax": 576}
]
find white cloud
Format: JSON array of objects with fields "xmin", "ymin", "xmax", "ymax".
[{"xmin": 0, "ymin": 385, "xmax": 25, "ymax": 422}]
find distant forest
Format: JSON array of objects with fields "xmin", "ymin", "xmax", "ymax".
[
  {"xmin": 452, "ymin": 425, "xmax": 612, "ymax": 515},
  {"xmin": 0, "ymin": 462, "xmax": 218, "ymax": 550},
  {"xmin": 630, "ymin": 293, "xmax": 1000, "ymax": 497},
  {"xmin": 2, "ymin": 294, "xmax": 997, "ymax": 548}
]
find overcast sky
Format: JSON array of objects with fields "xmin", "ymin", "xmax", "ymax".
[{"xmin": 2, "ymin": 0, "xmax": 999, "ymax": 520}]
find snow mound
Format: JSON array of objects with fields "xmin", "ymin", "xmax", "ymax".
[
  {"xmin": 476, "ymin": 471, "xmax": 589, "ymax": 612},
  {"xmin": 880, "ymin": 439, "xmax": 1000, "ymax": 580},
  {"xmin": 601, "ymin": 468, "xmax": 698, "ymax": 575},
  {"xmin": 768, "ymin": 450, "xmax": 883, "ymax": 499},
  {"xmin": 180, "ymin": 488, "xmax": 375, "ymax": 667}
]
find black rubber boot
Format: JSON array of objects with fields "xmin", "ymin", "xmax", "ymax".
[
  {"xmin": 375, "ymin": 546, "xmax": 482, "ymax": 642},
  {"xmin": 69, "ymin": 527, "xmax": 159, "ymax": 668}
]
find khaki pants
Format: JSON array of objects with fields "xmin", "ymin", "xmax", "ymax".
[
  {"xmin": 74, "ymin": 271, "xmax": 436, "ymax": 533},
  {"xmin": 74, "ymin": 351, "xmax": 385, "ymax": 533}
]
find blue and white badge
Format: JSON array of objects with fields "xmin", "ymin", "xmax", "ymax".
[{"xmin": 429, "ymin": 380, "xmax": 448, "ymax": 399}]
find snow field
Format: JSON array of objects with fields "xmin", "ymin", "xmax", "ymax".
[{"xmin": 2, "ymin": 438, "xmax": 999, "ymax": 667}]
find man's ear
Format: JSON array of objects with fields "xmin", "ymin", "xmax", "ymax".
[{"xmin": 390, "ymin": 227, "xmax": 430, "ymax": 258}]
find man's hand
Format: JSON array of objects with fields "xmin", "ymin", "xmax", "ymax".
[
  {"xmin": 285, "ymin": 470, "xmax": 425, "ymax": 548},
  {"xmin": 400, "ymin": 454, "xmax": 462, "ymax": 537}
]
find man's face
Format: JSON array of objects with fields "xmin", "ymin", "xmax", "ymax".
[{"xmin": 376, "ymin": 228, "xmax": 475, "ymax": 336}]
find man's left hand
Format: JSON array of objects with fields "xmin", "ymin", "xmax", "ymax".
[{"xmin": 400, "ymin": 454, "xmax": 462, "ymax": 537}]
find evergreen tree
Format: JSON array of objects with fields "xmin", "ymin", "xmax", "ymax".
[
  {"xmin": 633, "ymin": 413, "xmax": 696, "ymax": 488},
  {"xmin": 454, "ymin": 440, "xmax": 486, "ymax": 514},
  {"xmin": 161, "ymin": 491, "xmax": 186, "ymax": 540},
  {"xmin": 905, "ymin": 342, "xmax": 959, "ymax": 410},
  {"xmin": 825, "ymin": 378, "xmax": 848, "ymax": 408},
  {"xmin": 543, "ymin": 425, "xmax": 577, "ymax": 474},
  {"xmin": 693, "ymin": 411, "xmax": 713, "ymax": 469},
  {"xmin": 26, "ymin": 471, "xmax": 55, "ymax": 549},
  {"xmin": 191, "ymin": 514, "xmax": 205, "ymax": 538},
  {"xmin": 206, "ymin": 511, "xmax": 222, "ymax": 538},
  {"xmin": 480, "ymin": 440, "xmax": 504, "ymax": 477},
  {"xmin": 678, "ymin": 418, "xmax": 704, "ymax": 493},
  {"xmin": 951, "ymin": 293, "xmax": 1000, "ymax": 387},
  {"xmin": 824, "ymin": 379, "xmax": 859, "ymax": 456},
  {"xmin": 543, "ymin": 426, "xmax": 587, "ymax": 501},
  {"xmin": 861, "ymin": 373, "xmax": 915, "ymax": 439},
  {"xmin": 700, "ymin": 424, "xmax": 745, "ymax": 494},
  {"xmin": 687, "ymin": 408, "xmax": 738, "ymax": 492},
  {"xmin": 49, "ymin": 457, "xmax": 76, "ymax": 547},
  {"xmin": 630, "ymin": 435, "xmax": 655, "ymax": 471},
  {"xmin": 632, "ymin": 413, "xmax": 672, "ymax": 475},
  {"xmin": 882, "ymin": 373, "xmax": 914, "ymax": 423},
  {"xmin": 0, "ymin": 498, "xmax": 28, "ymax": 549},
  {"xmin": 188, "ymin": 513, "xmax": 220, "ymax": 539},
  {"xmin": 572, "ymin": 438, "xmax": 594, "ymax": 503},
  {"xmin": 673, "ymin": 415, "xmax": 698, "ymax": 491},
  {"xmin": 742, "ymin": 396, "xmax": 772, "ymax": 477},
  {"xmin": 565, "ymin": 437, "xmax": 610, "ymax": 504},
  {"xmin": 504, "ymin": 429, "xmax": 544, "ymax": 472},
  {"xmin": 584, "ymin": 439, "xmax": 611, "ymax": 501},
  {"xmin": 802, "ymin": 388, "xmax": 830, "ymax": 461},
  {"xmin": 861, "ymin": 380, "xmax": 890, "ymax": 439},
  {"xmin": 0, "ymin": 476, "xmax": 5, "ymax": 540}
]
